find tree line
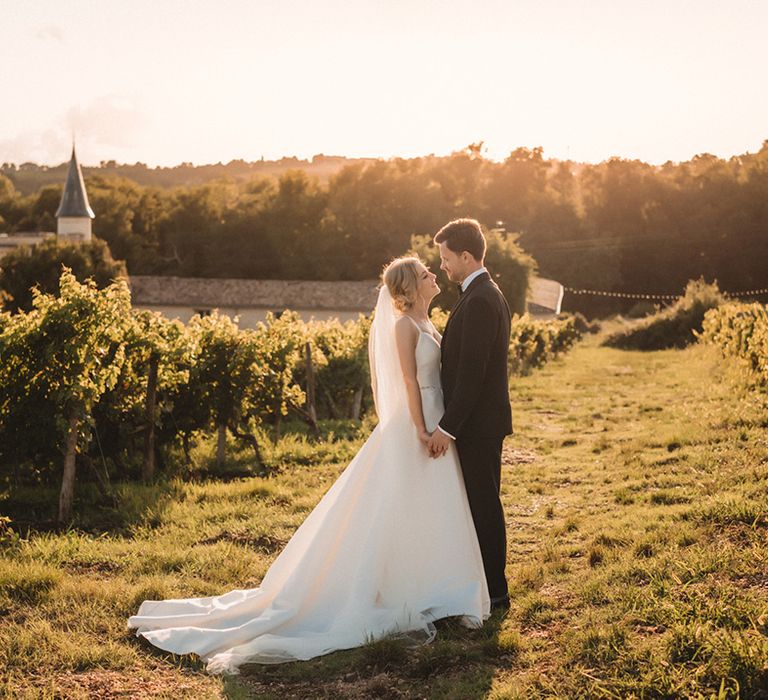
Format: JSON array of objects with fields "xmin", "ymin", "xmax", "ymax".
[
  {"xmin": 0, "ymin": 154, "xmax": 370, "ymax": 195},
  {"xmin": 2, "ymin": 142, "xmax": 767, "ymax": 316}
]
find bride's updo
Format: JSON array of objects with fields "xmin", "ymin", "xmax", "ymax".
[{"xmin": 382, "ymin": 256, "xmax": 422, "ymax": 312}]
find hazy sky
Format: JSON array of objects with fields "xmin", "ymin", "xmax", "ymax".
[{"xmin": 2, "ymin": 0, "xmax": 766, "ymax": 167}]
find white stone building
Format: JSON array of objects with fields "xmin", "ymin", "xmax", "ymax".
[
  {"xmin": 0, "ymin": 231, "xmax": 55, "ymax": 260},
  {"xmin": 129, "ymin": 276, "xmax": 381, "ymax": 327}
]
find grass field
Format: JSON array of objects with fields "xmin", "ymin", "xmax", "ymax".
[{"xmin": 2, "ymin": 336, "xmax": 768, "ymax": 698}]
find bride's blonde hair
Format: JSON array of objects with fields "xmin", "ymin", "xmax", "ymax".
[{"xmin": 382, "ymin": 256, "xmax": 423, "ymax": 312}]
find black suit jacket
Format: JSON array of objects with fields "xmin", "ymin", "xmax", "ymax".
[{"xmin": 438, "ymin": 271, "xmax": 513, "ymax": 439}]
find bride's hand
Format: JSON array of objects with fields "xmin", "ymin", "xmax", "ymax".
[{"xmin": 419, "ymin": 429, "xmax": 433, "ymax": 447}]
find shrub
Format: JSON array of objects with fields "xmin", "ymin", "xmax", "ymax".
[
  {"xmin": 0, "ymin": 238, "xmax": 126, "ymax": 313},
  {"xmin": 603, "ymin": 279, "xmax": 727, "ymax": 350},
  {"xmin": 626, "ymin": 300, "xmax": 658, "ymax": 319},
  {"xmin": 565, "ymin": 311, "xmax": 600, "ymax": 334},
  {"xmin": 509, "ymin": 314, "xmax": 580, "ymax": 374},
  {"xmin": 699, "ymin": 302, "xmax": 768, "ymax": 383}
]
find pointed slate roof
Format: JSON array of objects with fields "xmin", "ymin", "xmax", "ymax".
[{"xmin": 55, "ymin": 147, "xmax": 95, "ymax": 218}]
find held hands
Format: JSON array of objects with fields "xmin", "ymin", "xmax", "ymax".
[{"xmin": 427, "ymin": 429, "xmax": 452, "ymax": 459}]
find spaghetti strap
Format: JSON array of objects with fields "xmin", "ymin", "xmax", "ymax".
[{"xmin": 401, "ymin": 315, "xmax": 424, "ymax": 333}]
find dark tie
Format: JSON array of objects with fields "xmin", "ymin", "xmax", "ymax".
[{"xmin": 457, "ymin": 284, "xmax": 464, "ymax": 296}]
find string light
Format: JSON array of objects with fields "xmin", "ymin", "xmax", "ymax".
[{"xmin": 563, "ymin": 287, "xmax": 768, "ymax": 301}]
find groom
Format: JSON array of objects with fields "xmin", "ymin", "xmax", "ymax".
[{"xmin": 427, "ymin": 218, "xmax": 513, "ymax": 610}]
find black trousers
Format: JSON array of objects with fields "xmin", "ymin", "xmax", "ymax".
[{"xmin": 455, "ymin": 436, "xmax": 508, "ymax": 601}]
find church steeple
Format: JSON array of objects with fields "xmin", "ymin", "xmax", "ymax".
[{"xmin": 56, "ymin": 144, "xmax": 94, "ymax": 241}]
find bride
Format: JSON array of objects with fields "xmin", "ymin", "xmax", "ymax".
[{"xmin": 128, "ymin": 256, "xmax": 490, "ymax": 673}]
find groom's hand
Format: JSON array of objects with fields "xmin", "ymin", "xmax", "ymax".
[{"xmin": 428, "ymin": 430, "xmax": 452, "ymax": 459}]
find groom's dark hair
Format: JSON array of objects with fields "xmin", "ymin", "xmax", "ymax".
[{"xmin": 433, "ymin": 218, "xmax": 486, "ymax": 261}]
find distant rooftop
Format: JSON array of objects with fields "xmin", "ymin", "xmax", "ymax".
[
  {"xmin": 0, "ymin": 231, "xmax": 55, "ymax": 246},
  {"xmin": 129, "ymin": 276, "xmax": 381, "ymax": 312}
]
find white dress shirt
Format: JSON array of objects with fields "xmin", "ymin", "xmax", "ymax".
[
  {"xmin": 437, "ymin": 266, "xmax": 488, "ymax": 440},
  {"xmin": 461, "ymin": 266, "xmax": 487, "ymax": 292}
]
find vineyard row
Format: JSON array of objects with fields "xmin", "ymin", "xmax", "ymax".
[{"xmin": 0, "ymin": 270, "xmax": 580, "ymax": 522}]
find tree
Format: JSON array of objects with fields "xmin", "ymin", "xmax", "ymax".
[
  {"xmin": 259, "ymin": 170, "xmax": 329, "ymax": 278},
  {"xmin": 0, "ymin": 238, "xmax": 127, "ymax": 313},
  {"xmin": 86, "ymin": 175, "xmax": 169, "ymax": 271},
  {"xmin": 325, "ymin": 158, "xmax": 451, "ymax": 278},
  {"xmin": 159, "ymin": 181, "xmax": 237, "ymax": 277},
  {"xmin": 481, "ymin": 147, "xmax": 550, "ymax": 233},
  {"xmin": 0, "ymin": 174, "xmax": 15, "ymax": 206},
  {"xmin": 3, "ymin": 143, "xmax": 768, "ymax": 319}
]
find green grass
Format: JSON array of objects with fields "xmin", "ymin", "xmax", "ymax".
[{"xmin": 2, "ymin": 336, "xmax": 768, "ymax": 697}]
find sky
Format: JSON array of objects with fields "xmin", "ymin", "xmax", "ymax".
[{"xmin": 1, "ymin": 0, "xmax": 767, "ymax": 167}]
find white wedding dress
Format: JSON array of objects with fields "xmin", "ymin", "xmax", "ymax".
[{"xmin": 128, "ymin": 288, "xmax": 489, "ymax": 674}]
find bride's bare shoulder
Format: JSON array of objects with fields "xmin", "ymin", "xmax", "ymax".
[
  {"xmin": 395, "ymin": 314, "xmax": 419, "ymax": 343},
  {"xmin": 395, "ymin": 315, "xmax": 419, "ymax": 336}
]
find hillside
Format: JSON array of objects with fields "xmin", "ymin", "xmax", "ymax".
[{"xmin": 1, "ymin": 155, "xmax": 377, "ymax": 195}]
